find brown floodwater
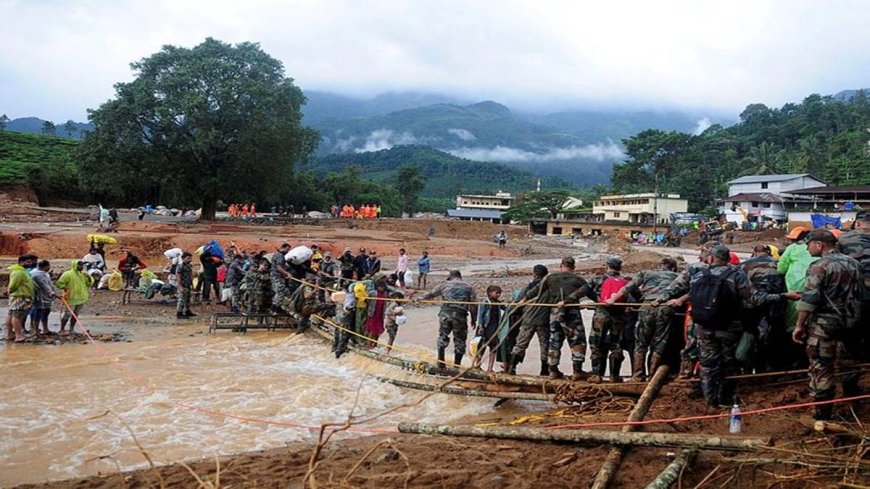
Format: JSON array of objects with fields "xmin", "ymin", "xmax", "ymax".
[{"xmin": 1, "ymin": 304, "xmax": 591, "ymax": 487}]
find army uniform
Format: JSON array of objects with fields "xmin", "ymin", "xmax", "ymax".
[
  {"xmin": 576, "ymin": 272, "xmax": 626, "ymax": 380},
  {"xmin": 509, "ymin": 278, "xmax": 551, "ymax": 374},
  {"xmin": 225, "ymin": 259, "xmax": 246, "ymax": 313},
  {"xmin": 619, "ymin": 269, "xmax": 678, "ymax": 380},
  {"xmin": 837, "ymin": 227, "xmax": 870, "ymax": 359},
  {"xmin": 660, "ymin": 262, "xmax": 708, "ymax": 377},
  {"xmin": 248, "ymin": 268, "xmax": 273, "ymax": 314},
  {"xmin": 797, "ymin": 251, "xmax": 864, "ymax": 419},
  {"xmin": 176, "ymin": 261, "xmax": 194, "ymax": 315},
  {"xmin": 419, "ymin": 278, "xmax": 478, "ymax": 368},
  {"xmin": 537, "ymin": 271, "xmax": 589, "ymax": 378},
  {"xmin": 741, "ymin": 255, "xmax": 787, "ymax": 371},
  {"xmin": 690, "ymin": 263, "xmax": 752, "ymax": 406},
  {"xmin": 270, "ymin": 252, "xmax": 290, "ymax": 311}
]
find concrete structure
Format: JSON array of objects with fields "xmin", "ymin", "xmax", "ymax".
[
  {"xmin": 455, "ymin": 191, "xmax": 513, "ymax": 211},
  {"xmin": 448, "ymin": 191, "xmax": 514, "ymax": 224},
  {"xmin": 726, "ymin": 174, "xmax": 825, "ymax": 196},
  {"xmin": 786, "ymin": 185, "xmax": 870, "ymax": 210},
  {"xmin": 720, "ymin": 174, "xmax": 826, "ymax": 225},
  {"xmin": 592, "ymin": 193, "xmax": 687, "ymax": 225}
]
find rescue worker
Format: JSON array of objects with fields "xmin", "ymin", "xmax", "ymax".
[
  {"xmin": 778, "ymin": 227, "xmax": 817, "ymax": 332},
  {"xmin": 176, "ymin": 252, "xmax": 196, "ymax": 318},
  {"xmin": 838, "ymin": 210, "xmax": 870, "ymax": 360},
  {"xmin": 270, "ymin": 243, "xmax": 292, "ymax": 313},
  {"xmin": 741, "ymin": 244, "xmax": 787, "ymax": 372},
  {"xmin": 509, "ymin": 265, "xmax": 551, "ymax": 376},
  {"xmin": 606, "ymin": 258, "xmax": 679, "ymax": 381},
  {"xmin": 543, "ymin": 257, "xmax": 591, "ymax": 380},
  {"xmin": 577, "ymin": 257, "xmax": 627, "ymax": 383},
  {"xmin": 787, "ymin": 229, "xmax": 864, "ymax": 420},
  {"xmin": 56, "ymin": 260, "xmax": 95, "ymax": 335},
  {"xmin": 416, "ymin": 270, "xmax": 478, "ymax": 369},
  {"xmin": 225, "ymin": 252, "xmax": 246, "ymax": 313}
]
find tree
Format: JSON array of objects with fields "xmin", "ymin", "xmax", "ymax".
[
  {"xmin": 79, "ymin": 38, "xmax": 319, "ymax": 219},
  {"xmin": 41, "ymin": 121, "xmax": 56, "ymax": 136},
  {"xmin": 739, "ymin": 141, "xmax": 784, "ymax": 176},
  {"xmin": 0, "ymin": 114, "xmax": 8, "ymax": 131},
  {"xmin": 501, "ymin": 190, "xmax": 571, "ymax": 222},
  {"xmin": 63, "ymin": 120, "xmax": 77, "ymax": 138},
  {"xmin": 395, "ymin": 165, "xmax": 425, "ymax": 215}
]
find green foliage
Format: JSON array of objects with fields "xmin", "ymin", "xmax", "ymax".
[
  {"xmin": 501, "ymin": 190, "xmax": 573, "ymax": 222},
  {"xmin": 611, "ymin": 93, "xmax": 870, "ymax": 211},
  {"xmin": 395, "ymin": 166, "xmax": 425, "ymax": 214},
  {"xmin": 312, "ymin": 145, "xmax": 569, "ymax": 198},
  {"xmin": 41, "ymin": 121, "xmax": 56, "ymax": 136},
  {"xmin": 79, "ymin": 37, "xmax": 319, "ymax": 219},
  {"xmin": 0, "ymin": 131, "xmax": 80, "ymax": 204}
]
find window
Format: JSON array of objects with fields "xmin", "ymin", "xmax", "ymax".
[
  {"xmin": 763, "ymin": 202, "xmax": 771, "ymax": 208},
  {"xmin": 552, "ymin": 227, "xmax": 563, "ymax": 235},
  {"xmin": 751, "ymin": 201, "xmax": 759, "ymax": 207},
  {"xmin": 613, "ymin": 212, "xmax": 621, "ymax": 218},
  {"xmin": 761, "ymin": 182, "xmax": 768, "ymax": 189}
]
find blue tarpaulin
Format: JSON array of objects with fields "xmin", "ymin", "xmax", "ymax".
[{"xmin": 810, "ymin": 214, "xmax": 842, "ymax": 230}]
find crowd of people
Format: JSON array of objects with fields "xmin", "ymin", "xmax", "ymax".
[
  {"xmin": 5, "ymin": 212, "xmax": 868, "ymax": 420},
  {"xmin": 333, "ymin": 204, "xmax": 381, "ymax": 219},
  {"xmin": 227, "ymin": 203, "xmax": 257, "ymax": 218}
]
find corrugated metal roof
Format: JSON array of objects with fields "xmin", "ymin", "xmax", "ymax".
[
  {"xmin": 727, "ymin": 173, "xmax": 819, "ymax": 184},
  {"xmin": 446, "ymin": 209, "xmax": 504, "ymax": 219},
  {"xmin": 788, "ymin": 185, "xmax": 870, "ymax": 194}
]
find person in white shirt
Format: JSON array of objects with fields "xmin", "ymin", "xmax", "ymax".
[{"xmin": 395, "ymin": 248, "xmax": 408, "ymax": 287}]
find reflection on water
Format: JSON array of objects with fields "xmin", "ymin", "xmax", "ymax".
[{"xmin": 0, "ymin": 311, "xmax": 500, "ymax": 487}]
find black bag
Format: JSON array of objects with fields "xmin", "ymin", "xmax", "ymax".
[{"xmin": 690, "ymin": 267, "xmax": 737, "ymax": 327}]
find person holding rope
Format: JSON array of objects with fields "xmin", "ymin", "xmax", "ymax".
[
  {"xmin": 415, "ymin": 270, "xmax": 477, "ymax": 369},
  {"xmin": 545, "ymin": 256, "xmax": 592, "ymax": 380},
  {"xmin": 509, "ymin": 264, "xmax": 550, "ymax": 376},
  {"xmin": 474, "ymin": 285, "xmax": 505, "ymax": 372},
  {"xmin": 577, "ymin": 256, "xmax": 628, "ymax": 383}
]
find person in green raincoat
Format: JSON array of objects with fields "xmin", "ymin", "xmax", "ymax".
[
  {"xmin": 56, "ymin": 260, "xmax": 94, "ymax": 336},
  {"xmin": 777, "ymin": 227, "xmax": 818, "ymax": 333}
]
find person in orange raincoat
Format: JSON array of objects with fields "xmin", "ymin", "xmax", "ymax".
[
  {"xmin": 241, "ymin": 204, "xmax": 249, "ymax": 218},
  {"xmin": 250, "ymin": 203, "xmax": 257, "ymax": 217}
]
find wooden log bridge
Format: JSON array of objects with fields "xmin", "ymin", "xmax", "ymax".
[{"xmin": 396, "ymin": 423, "xmax": 770, "ymax": 451}]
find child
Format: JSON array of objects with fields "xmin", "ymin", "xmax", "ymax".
[
  {"xmin": 475, "ymin": 285, "xmax": 505, "ymax": 372},
  {"xmin": 384, "ymin": 294, "xmax": 406, "ymax": 354}
]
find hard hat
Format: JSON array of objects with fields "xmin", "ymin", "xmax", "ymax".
[{"xmin": 786, "ymin": 226, "xmax": 809, "ymax": 240}]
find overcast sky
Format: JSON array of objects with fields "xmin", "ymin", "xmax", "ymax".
[{"xmin": 2, "ymin": 0, "xmax": 869, "ymax": 122}]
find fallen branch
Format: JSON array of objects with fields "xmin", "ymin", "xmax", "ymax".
[
  {"xmin": 396, "ymin": 423, "xmax": 770, "ymax": 451},
  {"xmin": 644, "ymin": 449, "xmax": 697, "ymax": 489},
  {"xmin": 591, "ymin": 365, "xmax": 671, "ymax": 489}
]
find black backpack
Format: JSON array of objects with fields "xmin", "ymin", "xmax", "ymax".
[{"xmin": 690, "ymin": 267, "xmax": 738, "ymax": 327}]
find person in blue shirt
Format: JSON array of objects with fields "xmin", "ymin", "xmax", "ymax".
[{"xmin": 417, "ymin": 251, "xmax": 431, "ymax": 289}]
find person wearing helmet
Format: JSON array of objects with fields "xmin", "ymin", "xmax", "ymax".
[{"xmin": 778, "ymin": 226, "xmax": 818, "ymax": 338}]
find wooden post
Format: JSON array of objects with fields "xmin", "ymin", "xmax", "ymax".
[
  {"xmin": 591, "ymin": 365, "xmax": 671, "ymax": 489},
  {"xmin": 378, "ymin": 377, "xmax": 557, "ymax": 402},
  {"xmin": 644, "ymin": 449, "xmax": 697, "ymax": 489},
  {"xmin": 396, "ymin": 423, "xmax": 769, "ymax": 451}
]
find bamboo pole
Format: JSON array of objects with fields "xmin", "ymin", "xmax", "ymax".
[
  {"xmin": 591, "ymin": 365, "xmax": 671, "ymax": 489},
  {"xmin": 378, "ymin": 377, "xmax": 557, "ymax": 401},
  {"xmin": 644, "ymin": 449, "xmax": 697, "ymax": 489},
  {"xmin": 396, "ymin": 423, "xmax": 769, "ymax": 451}
]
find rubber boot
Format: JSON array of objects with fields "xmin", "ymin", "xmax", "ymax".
[
  {"xmin": 571, "ymin": 361, "xmax": 589, "ymax": 381},
  {"xmin": 454, "ymin": 353, "xmax": 463, "ymax": 369},
  {"xmin": 588, "ymin": 358, "xmax": 603, "ymax": 383},
  {"xmin": 539, "ymin": 360, "xmax": 549, "ymax": 377},
  {"xmin": 629, "ymin": 351, "xmax": 646, "ymax": 382},
  {"xmin": 679, "ymin": 360, "xmax": 695, "ymax": 379},
  {"xmin": 648, "ymin": 353, "xmax": 663, "ymax": 377},
  {"xmin": 437, "ymin": 349, "xmax": 446, "ymax": 370},
  {"xmin": 548, "ymin": 365, "xmax": 564, "ymax": 379},
  {"xmin": 609, "ymin": 356, "xmax": 624, "ymax": 383}
]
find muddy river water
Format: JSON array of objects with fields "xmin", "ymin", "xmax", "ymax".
[{"xmin": 1, "ymin": 301, "xmax": 599, "ymax": 487}]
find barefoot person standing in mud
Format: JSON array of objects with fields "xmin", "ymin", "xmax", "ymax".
[
  {"xmin": 56, "ymin": 260, "xmax": 94, "ymax": 335},
  {"xmin": 5, "ymin": 256, "xmax": 35, "ymax": 342}
]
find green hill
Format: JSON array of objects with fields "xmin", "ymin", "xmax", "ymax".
[
  {"xmin": 310, "ymin": 145, "xmax": 570, "ymax": 198},
  {"xmin": 0, "ymin": 130, "xmax": 80, "ymax": 204}
]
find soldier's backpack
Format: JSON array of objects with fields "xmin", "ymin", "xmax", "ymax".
[
  {"xmin": 599, "ymin": 276, "xmax": 628, "ymax": 302},
  {"xmin": 689, "ymin": 267, "xmax": 738, "ymax": 327}
]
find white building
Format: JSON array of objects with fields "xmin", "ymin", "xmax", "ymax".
[
  {"xmin": 447, "ymin": 191, "xmax": 514, "ymax": 223},
  {"xmin": 720, "ymin": 174, "xmax": 825, "ymax": 224},
  {"xmin": 592, "ymin": 193, "xmax": 687, "ymax": 225}
]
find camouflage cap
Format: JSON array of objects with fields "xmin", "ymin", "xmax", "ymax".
[
  {"xmin": 561, "ymin": 256, "xmax": 576, "ymax": 268},
  {"xmin": 606, "ymin": 256, "xmax": 622, "ymax": 270},
  {"xmin": 710, "ymin": 245, "xmax": 731, "ymax": 261},
  {"xmin": 805, "ymin": 228, "xmax": 837, "ymax": 244}
]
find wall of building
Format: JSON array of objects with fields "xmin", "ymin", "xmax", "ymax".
[
  {"xmin": 728, "ymin": 176, "xmax": 825, "ymax": 196},
  {"xmin": 455, "ymin": 195, "xmax": 513, "ymax": 210},
  {"xmin": 787, "ymin": 211, "xmax": 857, "ymax": 230},
  {"xmin": 543, "ymin": 220, "xmax": 661, "ymax": 237}
]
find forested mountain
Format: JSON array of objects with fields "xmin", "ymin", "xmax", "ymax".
[
  {"xmin": 2, "ymin": 117, "xmax": 92, "ymax": 139},
  {"xmin": 311, "ymin": 145, "xmax": 569, "ymax": 197},
  {"xmin": 611, "ymin": 92, "xmax": 870, "ymax": 213}
]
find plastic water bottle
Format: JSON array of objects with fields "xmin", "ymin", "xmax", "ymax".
[{"xmin": 729, "ymin": 403, "xmax": 742, "ymax": 434}]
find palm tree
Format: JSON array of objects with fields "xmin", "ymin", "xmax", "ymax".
[{"xmin": 739, "ymin": 142, "xmax": 784, "ymax": 176}]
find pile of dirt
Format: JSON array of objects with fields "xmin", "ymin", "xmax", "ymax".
[
  {"xmin": 574, "ymin": 250, "xmax": 669, "ymax": 275},
  {"xmin": 326, "ymin": 218, "xmax": 527, "ymax": 242}
]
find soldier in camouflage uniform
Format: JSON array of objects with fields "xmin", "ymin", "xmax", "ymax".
[
  {"xmin": 248, "ymin": 260, "xmax": 273, "ymax": 315},
  {"xmin": 176, "ymin": 252, "xmax": 196, "ymax": 318},
  {"xmin": 838, "ymin": 210, "xmax": 870, "ymax": 360},
  {"xmin": 416, "ymin": 270, "xmax": 478, "ymax": 369},
  {"xmin": 607, "ymin": 258, "xmax": 679, "ymax": 381},
  {"xmin": 741, "ymin": 244, "xmax": 787, "ymax": 372},
  {"xmin": 539, "ymin": 257, "xmax": 590, "ymax": 380},
  {"xmin": 270, "ymin": 243, "xmax": 292, "ymax": 313},
  {"xmin": 509, "ymin": 265, "xmax": 551, "ymax": 376},
  {"xmin": 656, "ymin": 243, "xmax": 716, "ymax": 379},
  {"xmin": 788, "ymin": 229, "xmax": 864, "ymax": 420},
  {"xmin": 225, "ymin": 252, "xmax": 246, "ymax": 313},
  {"xmin": 689, "ymin": 245, "xmax": 752, "ymax": 407},
  {"xmin": 574, "ymin": 257, "xmax": 627, "ymax": 383}
]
